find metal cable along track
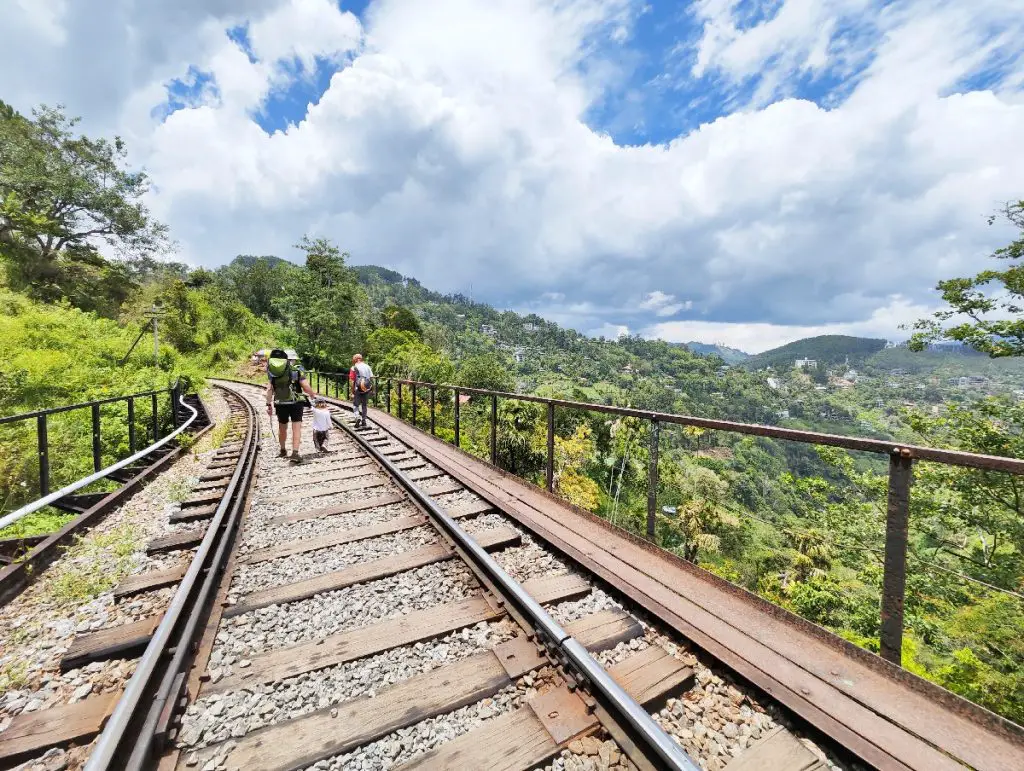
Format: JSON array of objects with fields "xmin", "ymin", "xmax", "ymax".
[
  {"xmin": 337, "ymin": 411, "xmax": 700, "ymax": 771},
  {"xmin": 0, "ymin": 392, "xmax": 212, "ymax": 606},
  {"xmin": 84, "ymin": 383, "xmax": 260, "ymax": 771}
]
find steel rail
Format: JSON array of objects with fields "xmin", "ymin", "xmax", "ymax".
[
  {"xmin": 84, "ymin": 384, "xmax": 259, "ymax": 771},
  {"xmin": 337, "ymin": 412, "xmax": 701, "ymax": 771},
  {"xmin": 386, "ymin": 378, "xmax": 1024, "ymax": 474},
  {"xmin": 0, "ymin": 395, "xmax": 198, "ymax": 531}
]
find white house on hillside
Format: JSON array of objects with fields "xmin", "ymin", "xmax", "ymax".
[{"xmin": 795, "ymin": 358, "xmax": 817, "ymax": 369}]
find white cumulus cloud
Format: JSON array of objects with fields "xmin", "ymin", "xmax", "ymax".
[{"xmin": 0, "ymin": 0, "xmax": 1022, "ymax": 354}]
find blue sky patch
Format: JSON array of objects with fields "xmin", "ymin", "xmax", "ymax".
[
  {"xmin": 253, "ymin": 55, "xmax": 348, "ymax": 134},
  {"xmin": 152, "ymin": 66, "xmax": 219, "ymax": 121},
  {"xmin": 227, "ymin": 24, "xmax": 258, "ymax": 65},
  {"xmin": 581, "ymin": 0, "xmax": 900, "ymax": 146}
]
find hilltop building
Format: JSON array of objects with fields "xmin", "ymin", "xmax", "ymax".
[{"xmin": 795, "ymin": 358, "xmax": 817, "ymax": 369}]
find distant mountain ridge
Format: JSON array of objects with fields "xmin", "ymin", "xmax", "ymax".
[{"xmin": 682, "ymin": 342, "xmax": 749, "ymax": 364}]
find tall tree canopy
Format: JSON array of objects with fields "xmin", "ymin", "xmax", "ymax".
[
  {"xmin": 276, "ymin": 236, "xmax": 372, "ymax": 367},
  {"xmin": 0, "ymin": 102, "xmax": 169, "ymax": 311},
  {"xmin": 911, "ymin": 201, "xmax": 1024, "ymax": 356}
]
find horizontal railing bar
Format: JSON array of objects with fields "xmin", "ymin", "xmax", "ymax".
[
  {"xmin": 0, "ymin": 395, "xmax": 198, "ymax": 531},
  {"xmin": 0, "ymin": 388, "xmax": 173, "ymax": 424},
  {"xmin": 387, "ymin": 378, "xmax": 1024, "ymax": 475}
]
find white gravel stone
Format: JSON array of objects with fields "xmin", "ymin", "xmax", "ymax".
[
  {"xmin": 178, "ymin": 620, "xmax": 520, "ymax": 749},
  {"xmin": 214, "ymin": 560, "xmax": 480, "ymax": 657},
  {"xmin": 231, "ymin": 525, "xmax": 441, "ymax": 595},
  {"xmin": 239, "ymin": 501, "xmax": 420, "ymax": 552}
]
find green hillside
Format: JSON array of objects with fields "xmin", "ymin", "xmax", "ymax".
[{"xmin": 743, "ymin": 335, "xmax": 888, "ymax": 370}]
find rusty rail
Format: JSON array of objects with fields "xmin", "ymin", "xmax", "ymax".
[{"xmin": 345, "ymin": 377, "xmax": 1024, "ymax": 668}]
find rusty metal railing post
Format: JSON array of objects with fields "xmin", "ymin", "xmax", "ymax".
[
  {"xmin": 880, "ymin": 451, "xmax": 913, "ymax": 666},
  {"xmin": 37, "ymin": 415, "xmax": 49, "ymax": 497},
  {"xmin": 127, "ymin": 397, "xmax": 136, "ymax": 455},
  {"xmin": 151, "ymin": 393, "xmax": 159, "ymax": 441},
  {"xmin": 386, "ymin": 380, "xmax": 392, "ymax": 414},
  {"xmin": 398, "ymin": 382, "xmax": 403, "ymax": 421},
  {"xmin": 429, "ymin": 386, "xmax": 436, "ymax": 435},
  {"xmin": 546, "ymin": 402, "xmax": 555, "ymax": 492},
  {"xmin": 346, "ymin": 375, "xmax": 351, "ymax": 400},
  {"xmin": 316, "ymin": 372, "xmax": 320, "ymax": 392},
  {"xmin": 454, "ymin": 389, "xmax": 461, "ymax": 447},
  {"xmin": 490, "ymin": 394, "xmax": 498, "ymax": 465},
  {"xmin": 647, "ymin": 419, "xmax": 660, "ymax": 541},
  {"xmin": 91, "ymin": 404, "xmax": 102, "ymax": 473},
  {"xmin": 412, "ymin": 384, "xmax": 418, "ymax": 427}
]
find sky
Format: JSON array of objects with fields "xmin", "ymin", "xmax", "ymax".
[{"xmin": 1, "ymin": 0, "xmax": 1022, "ymax": 353}]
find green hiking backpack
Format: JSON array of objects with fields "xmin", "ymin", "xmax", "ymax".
[{"xmin": 268, "ymin": 357, "xmax": 305, "ymax": 404}]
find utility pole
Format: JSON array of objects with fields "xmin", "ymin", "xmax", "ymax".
[{"xmin": 144, "ymin": 305, "xmax": 167, "ymax": 367}]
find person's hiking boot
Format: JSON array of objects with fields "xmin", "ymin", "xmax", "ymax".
[
  {"xmin": 278, "ymin": 446, "xmax": 288, "ymax": 458},
  {"xmin": 290, "ymin": 450, "xmax": 303, "ymax": 464}
]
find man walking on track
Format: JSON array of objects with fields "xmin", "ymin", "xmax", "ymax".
[
  {"xmin": 349, "ymin": 353, "xmax": 374, "ymax": 428},
  {"xmin": 265, "ymin": 348, "xmax": 317, "ymax": 463}
]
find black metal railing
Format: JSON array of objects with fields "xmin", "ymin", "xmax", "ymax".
[
  {"xmin": 366, "ymin": 377, "xmax": 1024, "ymax": 668},
  {"xmin": 0, "ymin": 384, "xmax": 181, "ymax": 502}
]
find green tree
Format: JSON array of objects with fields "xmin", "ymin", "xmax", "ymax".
[
  {"xmin": 381, "ymin": 304, "xmax": 422, "ymax": 336},
  {"xmin": 457, "ymin": 353, "xmax": 514, "ymax": 391},
  {"xmin": 910, "ymin": 200, "xmax": 1024, "ymax": 356},
  {"xmin": 660, "ymin": 463, "xmax": 736, "ymax": 564},
  {"xmin": 217, "ymin": 255, "xmax": 294, "ymax": 321},
  {"xmin": 495, "ymin": 400, "xmax": 544, "ymax": 476},
  {"xmin": 275, "ymin": 236, "xmax": 372, "ymax": 367},
  {"xmin": 365, "ymin": 328, "xmax": 419, "ymax": 363},
  {"xmin": 0, "ymin": 102, "xmax": 169, "ymax": 298},
  {"xmin": 553, "ymin": 424, "xmax": 602, "ymax": 511}
]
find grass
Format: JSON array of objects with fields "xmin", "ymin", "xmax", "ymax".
[
  {"xmin": 0, "ymin": 660, "xmax": 31, "ymax": 693},
  {"xmin": 208, "ymin": 420, "xmax": 230, "ymax": 449},
  {"xmin": 165, "ymin": 477, "xmax": 192, "ymax": 503},
  {"xmin": 43, "ymin": 523, "xmax": 140, "ymax": 606},
  {"xmin": 0, "ymin": 507, "xmax": 76, "ymax": 539}
]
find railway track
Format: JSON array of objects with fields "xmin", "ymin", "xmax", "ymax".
[
  {"xmin": 0, "ymin": 389, "xmax": 249, "ymax": 769},
  {"xmin": 69, "ymin": 380, "xmax": 835, "ymax": 771},
  {"xmin": 5, "ymin": 378, "xmax": 1021, "ymax": 770}
]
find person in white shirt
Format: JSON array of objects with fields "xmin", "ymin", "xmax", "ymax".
[
  {"xmin": 310, "ymin": 397, "xmax": 333, "ymax": 453},
  {"xmin": 349, "ymin": 354, "xmax": 374, "ymax": 428}
]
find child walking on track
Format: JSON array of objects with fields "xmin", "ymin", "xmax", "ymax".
[{"xmin": 311, "ymin": 397, "xmax": 332, "ymax": 453}]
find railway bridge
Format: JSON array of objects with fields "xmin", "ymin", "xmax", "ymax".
[{"xmin": 0, "ymin": 377, "xmax": 1021, "ymax": 771}]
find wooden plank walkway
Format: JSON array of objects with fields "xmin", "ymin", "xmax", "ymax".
[
  {"xmin": 224, "ymin": 527, "xmax": 521, "ymax": 618},
  {"xmin": 373, "ymin": 408, "xmax": 1024, "ymax": 771}
]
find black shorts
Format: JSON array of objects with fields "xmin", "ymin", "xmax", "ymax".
[{"xmin": 275, "ymin": 402, "xmax": 305, "ymax": 424}]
